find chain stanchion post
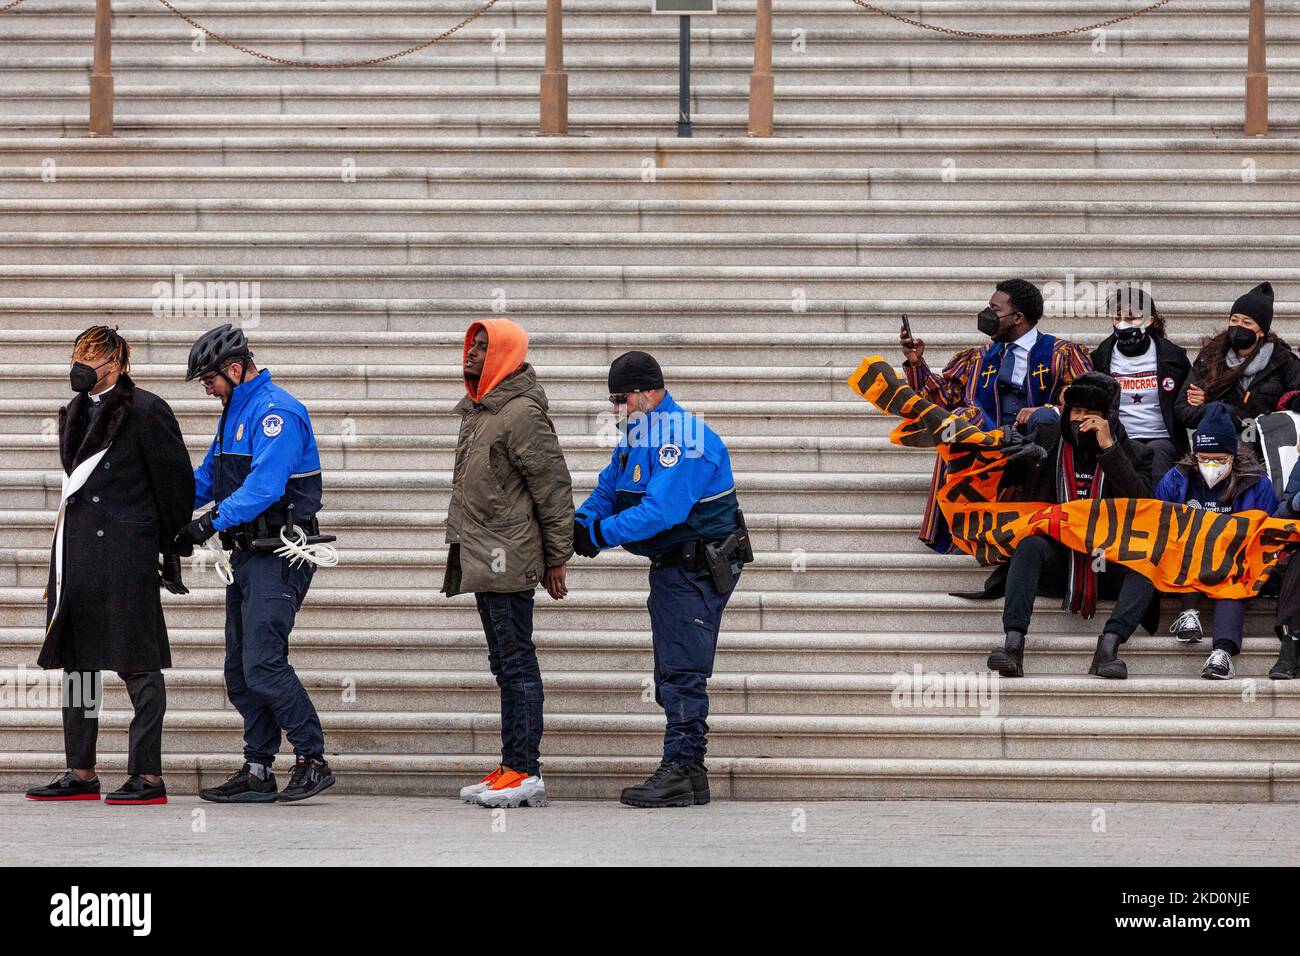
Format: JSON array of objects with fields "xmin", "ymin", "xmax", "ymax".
[
  {"xmin": 748, "ymin": 0, "xmax": 773, "ymax": 136},
  {"xmin": 539, "ymin": 0, "xmax": 568, "ymax": 135},
  {"xmin": 1245, "ymin": 0, "xmax": 1268, "ymax": 136},
  {"xmin": 88, "ymin": 0, "xmax": 114, "ymax": 136}
]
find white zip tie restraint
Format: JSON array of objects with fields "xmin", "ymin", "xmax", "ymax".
[
  {"xmin": 204, "ymin": 538, "xmax": 234, "ymax": 586},
  {"xmin": 274, "ymin": 523, "xmax": 339, "ymax": 570}
]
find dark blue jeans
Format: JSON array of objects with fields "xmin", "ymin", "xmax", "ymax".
[
  {"xmin": 475, "ymin": 590, "xmax": 543, "ymax": 777},
  {"xmin": 647, "ymin": 563, "xmax": 740, "ymax": 765},
  {"xmin": 224, "ymin": 551, "xmax": 324, "ymax": 766}
]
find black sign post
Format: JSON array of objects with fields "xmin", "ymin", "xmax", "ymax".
[{"xmin": 653, "ymin": 0, "xmax": 716, "ymax": 138}]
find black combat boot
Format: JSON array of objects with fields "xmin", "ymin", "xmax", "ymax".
[
  {"xmin": 1269, "ymin": 629, "xmax": 1300, "ymax": 680},
  {"xmin": 1088, "ymin": 632, "xmax": 1128, "ymax": 680},
  {"xmin": 987, "ymin": 630, "xmax": 1025, "ymax": 678},
  {"xmin": 687, "ymin": 762, "xmax": 710, "ymax": 805},
  {"xmin": 620, "ymin": 762, "xmax": 697, "ymax": 808}
]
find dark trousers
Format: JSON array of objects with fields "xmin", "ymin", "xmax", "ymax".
[
  {"xmin": 647, "ymin": 563, "xmax": 740, "ymax": 765},
  {"xmin": 1003, "ymin": 535, "xmax": 1153, "ymax": 639},
  {"xmin": 1132, "ymin": 437, "xmax": 1179, "ymax": 487},
  {"xmin": 63, "ymin": 670, "xmax": 165, "ymax": 776},
  {"xmin": 1180, "ymin": 593, "xmax": 1246, "ymax": 654},
  {"xmin": 224, "ymin": 551, "xmax": 324, "ymax": 766},
  {"xmin": 475, "ymin": 590, "xmax": 543, "ymax": 777}
]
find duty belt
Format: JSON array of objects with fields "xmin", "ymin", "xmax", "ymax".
[
  {"xmin": 650, "ymin": 510, "xmax": 755, "ymax": 593},
  {"xmin": 220, "ymin": 513, "xmax": 322, "ymax": 553}
]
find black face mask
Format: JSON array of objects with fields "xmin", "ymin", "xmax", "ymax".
[
  {"xmin": 976, "ymin": 307, "xmax": 1000, "ymax": 338},
  {"xmin": 1068, "ymin": 421, "xmax": 1099, "ymax": 454},
  {"xmin": 69, "ymin": 361, "xmax": 108, "ymax": 394},
  {"xmin": 1114, "ymin": 325, "xmax": 1150, "ymax": 356},
  {"xmin": 1227, "ymin": 326, "xmax": 1259, "ymax": 352}
]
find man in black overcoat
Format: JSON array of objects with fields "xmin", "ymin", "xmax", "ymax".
[{"xmin": 26, "ymin": 327, "xmax": 195, "ymax": 806}]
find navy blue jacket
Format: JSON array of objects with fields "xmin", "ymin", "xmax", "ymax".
[
  {"xmin": 194, "ymin": 369, "xmax": 323, "ymax": 531},
  {"xmin": 576, "ymin": 391, "xmax": 739, "ymax": 558}
]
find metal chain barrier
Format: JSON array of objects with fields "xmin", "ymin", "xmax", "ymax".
[
  {"xmin": 152, "ymin": 0, "xmax": 501, "ymax": 67},
  {"xmin": 0, "ymin": 0, "xmax": 31, "ymax": 14},
  {"xmin": 848, "ymin": 0, "xmax": 1174, "ymax": 40}
]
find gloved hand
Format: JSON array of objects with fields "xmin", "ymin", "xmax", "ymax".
[
  {"xmin": 174, "ymin": 510, "xmax": 217, "ymax": 549},
  {"xmin": 573, "ymin": 517, "xmax": 600, "ymax": 558},
  {"xmin": 159, "ymin": 553, "xmax": 189, "ymax": 595},
  {"xmin": 1001, "ymin": 426, "xmax": 1048, "ymax": 465}
]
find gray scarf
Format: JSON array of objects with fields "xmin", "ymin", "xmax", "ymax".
[{"xmin": 1225, "ymin": 341, "xmax": 1274, "ymax": 390}]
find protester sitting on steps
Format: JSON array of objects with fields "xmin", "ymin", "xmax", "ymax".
[
  {"xmin": 1156, "ymin": 402, "xmax": 1278, "ymax": 679},
  {"xmin": 977, "ymin": 372, "xmax": 1157, "ymax": 680},
  {"xmin": 1089, "ymin": 286, "xmax": 1190, "ymax": 487},
  {"xmin": 1176, "ymin": 282, "xmax": 1300, "ymax": 447}
]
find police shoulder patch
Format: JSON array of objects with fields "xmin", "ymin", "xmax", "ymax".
[
  {"xmin": 658, "ymin": 443, "xmax": 681, "ymax": 468},
  {"xmin": 261, "ymin": 413, "xmax": 285, "ymax": 438}
]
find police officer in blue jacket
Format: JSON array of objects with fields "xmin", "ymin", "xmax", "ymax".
[
  {"xmin": 574, "ymin": 352, "xmax": 752, "ymax": 808},
  {"xmin": 173, "ymin": 325, "xmax": 335, "ymax": 803}
]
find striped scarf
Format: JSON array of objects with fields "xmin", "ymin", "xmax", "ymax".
[{"xmin": 1057, "ymin": 438, "xmax": 1106, "ymax": 618}]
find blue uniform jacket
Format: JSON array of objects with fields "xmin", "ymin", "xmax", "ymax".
[
  {"xmin": 576, "ymin": 391, "xmax": 739, "ymax": 558},
  {"xmin": 193, "ymin": 369, "xmax": 323, "ymax": 532}
]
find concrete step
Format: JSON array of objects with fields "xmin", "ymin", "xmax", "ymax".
[
  {"xmin": 0, "ymin": 545, "xmax": 993, "ymax": 591},
  {"xmin": 0, "ymin": 361, "xmax": 878, "ymax": 402},
  {"xmin": 6, "ymin": 708, "xmax": 1300, "ymax": 762},
  {"xmin": 0, "ymin": 508, "xmax": 927, "ymax": 552},
  {"xmin": 8, "ymin": 55, "xmax": 1295, "ymax": 89},
  {"xmin": 4, "ymin": 84, "xmax": 1295, "ymax": 122},
  {"xmin": 4, "ymin": 230, "xmax": 1300, "ymax": 271},
  {"xmin": 0, "ymin": 325, "xmax": 1247, "ymax": 366},
  {"xmin": 0, "ymin": 465, "xmax": 925, "ymax": 513},
  {"xmin": 0, "ymin": 432, "xmax": 916, "ymax": 474},
  {"xmin": 3, "ymin": 666, "xmax": 1298, "ymax": 717},
  {"xmin": 14, "ymin": 26, "xmax": 1300, "ymax": 61},
  {"xmin": 16, "ymin": 198, "xmax": 1300, "ymax": 237},
  {"xmin": 3, "ymin": 263, "xmax": 1298, "ymax": 300},
  {"xmin": 0, "ymin": 586, "xmax": 1284, "ymax": 634},
  {"xmin": 7, "ymin": 164, "xmax": 1300, "ymax": 203},
  {"xmin": 4, "ymin": 749, "xmax": 1297, "ymax": 801},
  {"xmin": 1, "ymin": 134, "xmax": 1295, "ymax": 170},
  {"xmin": 0, "ymin": 627, "xmax": 1288, "ymax": 675}
]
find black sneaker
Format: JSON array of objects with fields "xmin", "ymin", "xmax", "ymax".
[
  {"xmin": 620, "ymin": 762, "xmax": 696, "ymax": 808},
  {"xmin": 1202, "ymin": 648, "xmax": 1234, "ymax": 680},
  {"xmin": 279, "ymin": 756, "xmax": 335, "ymax": 803},
  {"xmin": 199, "ymin": 763, "xmax": 279, "ymax": 804},
  {"xmin": 25, "ymin": 770, "xmax": 100, "ymax": 802},
  {"xmin": 105, "ymin": 775, "xmax": 167, "ymax": 806}
]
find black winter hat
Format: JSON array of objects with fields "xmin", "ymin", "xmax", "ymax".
[
  {"xmin": 1230, "ymin": 281, "xmax": 1274, "ymax": 334},
  {"xmin": 1193, "ymin": 401, "xmax": 1239, "ymax": 455},
  {"xmin": 608, "ymin": 351, "xmax": 664, "ymax": 393},
  {"xmin": 1062, "ymin": 371, "xmax": 1121, "ymax": 418}
]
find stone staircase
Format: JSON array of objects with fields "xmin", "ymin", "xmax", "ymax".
[{"xmin": 1, "ymin": 0, "xmax": 1300, "ymax": 801}]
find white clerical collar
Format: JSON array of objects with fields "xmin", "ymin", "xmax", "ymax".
[{"xmin": 89, "ymin": 383, "xmax": 116, "ymax": 404}]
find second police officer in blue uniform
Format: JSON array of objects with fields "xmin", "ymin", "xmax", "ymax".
[
  {"xmin": 173, "ymin": 325, "xmax": 336, "ymax": 803},
  {"xmin": 574, "ymin": 351, "xmax": 753, "ymax": 808}
]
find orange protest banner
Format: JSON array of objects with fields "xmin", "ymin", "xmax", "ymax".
[{"xmin": 849, "ymin": 355, "xmax": 1300, "ymax": 598}]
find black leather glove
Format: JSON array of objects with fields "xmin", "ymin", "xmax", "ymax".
[
  {"xmin": 174, "ymin": 510, "xmax": 217, "ymax": 549},
  {"xmin": 159, "ymin": 553, "xmax": 189, "ymax": 595},
  {"xmin": 573, "ymin": 517, "xmax": 600, "ymax": 558},
  {"xmin": 1001, "ymin": 426, "xmax": 1048, "ymax": 465}
]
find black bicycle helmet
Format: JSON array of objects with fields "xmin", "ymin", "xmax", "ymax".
[{"xmin": 185, "ymin": 324, "xmax": 252, "ymax": 381}]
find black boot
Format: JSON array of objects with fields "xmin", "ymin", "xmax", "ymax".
[
  {"xmin": 687, "ymin": 762, "xmax": 710, "ymax": 806},
  {"xmin": 1270, "ymin": 629, "xmax": 1300, "ymax": 680},
  {"xmin": 987, "ymin": 630, "xmax": 1025, "ymax": 678},
  {"xmin": 620, "ymin": 762, "xmax": 697, "ymax": 808},
  {"xmin": 1088, "ymin": 632, "xmax": 1128, "ymax": 680}
]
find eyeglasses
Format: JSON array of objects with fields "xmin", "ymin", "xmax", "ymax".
[
  {"xmin": 199, "ymin": 362, "xmax": 237, "ymax": 388},
  {"xmin": 609, "ymin": 390, "xmax": 643, "ymax": 406}
]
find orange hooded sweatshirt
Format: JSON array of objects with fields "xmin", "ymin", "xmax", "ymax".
[{"xmin": 463, "ymin": 318, "xmax": 529, "ymax": 402}]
